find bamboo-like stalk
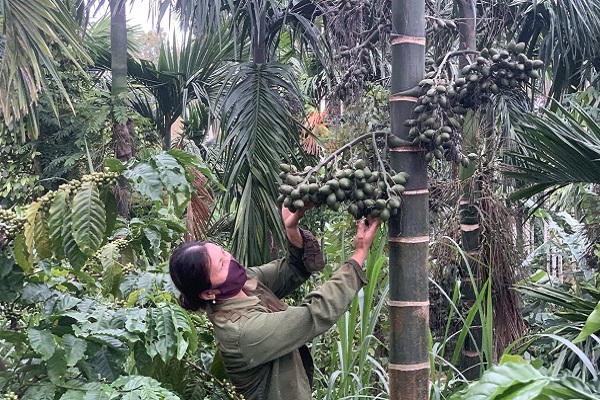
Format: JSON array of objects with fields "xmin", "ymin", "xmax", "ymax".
[
  {"xmin": 456, "ymin": 0, "xmax": 483, "ymax": 378},
  {"xmin": 110, "ymin": 0, "xmax": 132, "ymax": 217},
  {"xmin": 388, "ymin": 1, "xmax": 428, "ymax": 399}
]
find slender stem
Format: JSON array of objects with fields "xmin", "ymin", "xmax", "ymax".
[
  {"xmin": 84, "ymin": 135, "xmax": 94, "ymax": 174},
  {"xmin": 434, "ymin": 49, "xmax": 480, "ymax": 69},
  {"xmin": 301, "ymin": 130, "xmax": 389, "ymax": 182},
  {"xmin": 371, "ymin": 131, "xmax": 394, "ymax": 190}
]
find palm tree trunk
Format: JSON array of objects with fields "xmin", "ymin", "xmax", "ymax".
[
  {"xmin": 110, "ymin": 0, "xmax": 131, "ymax": 217},
  {"xmin": 455, "ymin": 0, "xmax": 484, "ymax": 378},
  {"xmin": 251, "ymin": 2, "xmax": 267, "ymax": 64},
  {"xmin": 388, "ymin": 1, "xmax": 429, "ymax": 399},
  {"xmin": 456, "ymin": 0, "xmax": 476, "ymax": 68}
]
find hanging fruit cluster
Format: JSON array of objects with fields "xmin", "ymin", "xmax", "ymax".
[
  {"xmin": 404, "ymin": 76, "xmax": 467, "ymax": 165},
  {"xmin": 454, "ymin": 40, "xmax": 544, "ymax": 109},
  {"xmin": 404, "ymin": 41, "xmax": 543, "ymax": 165},
  {"xmin": 0, "ymin": 209, "xmax": 26, "ymax": 242},
  {"xmin": 37, "ymin": 169, "xmax": 119, "ymax": 212},
  {"xmin": 277, "ymin": 160, "xmax": 407, "ymax": 221}
]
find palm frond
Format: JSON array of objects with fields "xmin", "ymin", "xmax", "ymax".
[
  {"xmin": 184, "ymin": 168, "xmax": 215, "ymax": 242},
  {"xmin": 125, "ymin": 26, "xmax": 236, "ymax": 147},
  {"xmin": 0, "ymin": 0, "xmax": 90, "ymax": 140},
  {"xmin": 507, "ymin": 104, "xmax": 600, "ymax": 201},
  {"xmin": 511, "ymin": 0, "xmax": 600, "ymax": 99},
  {"xmin": 217, "ymin": 62, "xmax": 304, "ymax": 266}
]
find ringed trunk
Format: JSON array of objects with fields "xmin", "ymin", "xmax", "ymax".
[{"xmin": 388, "ymin": 1, "xmax": 429, "ymax": 399}]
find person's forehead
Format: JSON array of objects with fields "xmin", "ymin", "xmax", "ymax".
[{"xmin": 204, "ymin": 243, "xmax": 222, "ymax": 257}]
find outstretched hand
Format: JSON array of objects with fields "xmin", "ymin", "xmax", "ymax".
[
  {"xmin": 282, "ymin": 204, "xmax": 313, "ymax": 248},
  {"xmin": 281, "ymin": 203, "xmax": 313, "ymax": 230},
  {"xmin": 352, "ymin": 216, "xmax": 381, "ymax": 266},
  {"xmin": 355, "ymin": 216, "xmax": 381, "ymax": 251}
]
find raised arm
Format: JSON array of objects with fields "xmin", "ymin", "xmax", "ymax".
[
  {"xmin": 235, "ymin": 217, "xmax": 381, "ymax": 369},
  {"xmin": 248, "ymin": 204, "xmax": 323, "ymax": 298}
]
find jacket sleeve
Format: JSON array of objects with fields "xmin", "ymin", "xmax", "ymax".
[
  {"xmin": 237, "ymin": 259, "xmax": 367, "ymax": 370},
  {"xmin": 248, "ymin": 228, "xmax": 325, "ymax": 299}
]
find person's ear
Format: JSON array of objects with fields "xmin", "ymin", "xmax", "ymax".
[{"xmin": 200, "ymin": 289, "xmax": 217, "ymax": 301}]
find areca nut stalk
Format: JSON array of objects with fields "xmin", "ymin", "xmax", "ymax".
[{"xmin": 388, "ymin": 0, "xmax": 429, "ymax": 399}]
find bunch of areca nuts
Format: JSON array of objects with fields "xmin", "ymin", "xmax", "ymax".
[
  {"xmin": 405, "ymin": 41, "xmax": 543, "ymax": 165},
  {"xmin": 277, "ymin": 160, "xmax": 408, "ymax": 221}
]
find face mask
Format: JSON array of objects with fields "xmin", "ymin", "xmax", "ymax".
[{"xmin": 213, "ymin": 258, "xmax": 247, "ymax": 300}]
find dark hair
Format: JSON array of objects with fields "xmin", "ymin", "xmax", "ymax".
[{"xmin": 169, "ymin": 241, "xmax": 212, "ymax": 311}]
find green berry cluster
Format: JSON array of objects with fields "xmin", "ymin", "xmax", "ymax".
[
  {"xmin": 38, "ymin": 170, "xmax": 119, "ymax": 212},
  {"xmin": 455, "ymin": 40, "xmax": 544, "ymax": 109},
  {"xmin": 2, "ymin": 392, "xmax": 18, "ymax": 400},
  {"xmin": 277, "ymin": 160, "xmax": 407, "ymax": 221},
  {"xmin": 0, "ymin": 209, "xmax": 26, "ymax": 241},
  {"xmin": 404, "ymin": 42, "xmax": 543, "ymax": 165},
  {"xmin": 404, "ymin": 76, "xmax": 467, "ymax": 165}
]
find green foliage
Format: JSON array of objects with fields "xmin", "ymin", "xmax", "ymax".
[
  {"xmin": 0, "ymin": 135, "xmax": 43, "ymax": 207},
  {"xmin": 516, "ymin": 278, "xmax": 600, "ymax": 380},
  {"xmin": 0, "ymin": 0, "xmax": 90, "ymax": 140},
  {"xmin": 217, "ymin": 61, "xmax": 306, "ymax": 266},
  {"xmin": 508, "ymin": 104, "xmax": 600, "ymax": 200},
  {"xmin": 333, "ymin": 83, "xmax": 390, "ymax": 147},
  {"xmin": 314, "ymin": 230, "xmax": 390, "ymax": 399},
  {"xmin": 8, "ymin": 149, "xmax": 213, "ymax": 275},
  {"xmin": 450, "ymin": 358, "xmax": 598, "ymax": 400}
]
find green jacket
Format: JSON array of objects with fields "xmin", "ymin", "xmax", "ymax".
[{"xmin": 206, "ymin": 231, "xmax": 368, "ymax": 400}]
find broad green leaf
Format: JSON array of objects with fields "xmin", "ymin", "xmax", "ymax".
[
  {"xmin": 172, "ymin": 305, "xmax": 198, "ymax": 357},
  {"xmin": 574, "ymin": 300, "xmax": 600, "ymax": 343},
  {"xmin": 60, "ymin": 390, "xmax": 86, "ymax": 400},
  {"xmin": 28, "ymin": 329, "xmax": 56, "ymax": 360},
  {"xmin": 121, "ymin": 309, "xmax": 148, "ymax": 334},
  {"xmin": 83, "ymin": 391, "xmax": 111, "ymax": 400},
  {"xmin": 153, "ymin": 153, "xmax": 191, "ymax": 215},
  {"xmin": 71, "ymin": 182, "xmax": 106, "ymax": 256},
  {"xmin": 101, "ymin": 188, "xmax": 118, "ymax": 237},
  {"xmin": 166, "ymin": 149, "xmax": 199, "ymax": 168},
  {"xmin": 143, "ymin": 226, "xmax": 162, "ymax": 255},
  {"xmin": 34, "ymin": 207, "xmax": 52, "ymax": 259},
  {"xmin": 153, "ymin": 153, "xmax": 188, "ymax": 192},
  {"xmin": 48, "ymin": 190, "xmax": 69, "ymax": 259},
  {"xmin": 47, "ymin": 348, "xmax": 67, "ymax": 383},
  {"xmin": 22, "ymin": 383, "xmax": 56, "ymax": 400},
  {"xmin": 23, "ymin": 201, "xmax": 41, "ymax": 268},
  {"xmin": 133, "ymin": 340, "xmax": 154, "ymax": 375},
  {"xmin": 99, "ymin": 242, "xmax": 123, "ymax": 296},
  {"xmin": 62, "ymin": 217, "xmax": 88, "ymax": 270},
  {"xmin": 450, "ymin": 362, "xmax": 546, "ymax": 400},
  {"xmin": 105, "ymin": 158, "xmax": 126, "ymax": 173},
  {"xmin": 499, "ymin": 380, "xmax": 547, "ymax": 399},
  {"xmin": 62, "ymin": 334, "xmax": 87, "ymax": 367},
  {"xmin": 124, "ymin": 163, "xmax": 163, "ymax": 201},
  {"xmin": 151, "ymin": 307, "xmax": 177, "ymax": 363},
  {"xmin": 103, "ymin": 263, "xmax": 123, "ymax": 297},
  {"xmin": 90, "ymin": 345, "xmax": 124, "ymax": 381},
  {"xmin": 13, "ymin": 232, "xmax": 31, "ymax": 273}
]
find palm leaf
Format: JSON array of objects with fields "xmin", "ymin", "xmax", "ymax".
[
  {"xmin": 0, "ymin": 0, "xmax": 90, "ymax": 140},
  {"xmin": 127, "ymin": 26, "xmax": 236, "ymax": 148},
  {"xmin": 184, "ymin": 168, "xmax": 215, "ymax": 242},
  {"xmin": 511, "ymin": 0, "xmax": 600, "ymax": 100},
  {"xmin": 507, "ymin": 104, "xmax": 600, "ymax": 201},
  {"xmin": 217, "ymin": 61, "xmax": 305, "ymax": 266}
]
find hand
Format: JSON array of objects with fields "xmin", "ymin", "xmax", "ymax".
[
  {"xmin": 282, "ymin": 204, "xmax": 313, "ymax": 248},
  {"xmin": 351, "ymin": 216, "xmax": 381, "ymax": 265},
  {"xmin": 281, "ymin": 203, "xmax": 313, "ymax": 230}
]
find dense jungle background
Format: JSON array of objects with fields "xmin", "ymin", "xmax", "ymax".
[{"xmin": 1, "ymin": 0, "xmax": 600, "ymax": 399}]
